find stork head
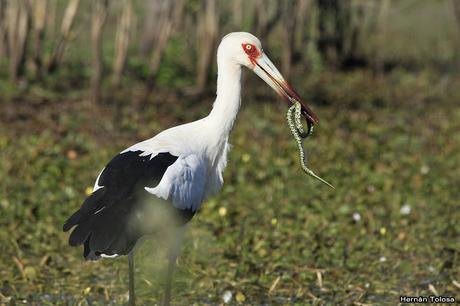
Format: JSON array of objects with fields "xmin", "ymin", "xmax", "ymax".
[{"xmin": 218, "ymin": 32, "xmax": 318, "ymax": 125}]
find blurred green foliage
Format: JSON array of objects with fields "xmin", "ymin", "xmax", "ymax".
[
  {"xmin": 1, "ymin": 68, "xmax": 459, "ymax": 304},
  {"xmin": 1, "ymin": 0, "xmax": 460, "ymax": 304}
]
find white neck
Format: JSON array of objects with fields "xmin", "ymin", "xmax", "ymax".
[{"xmin": 207, "ymin": 58, "xmax": 242, "ymax": 141}]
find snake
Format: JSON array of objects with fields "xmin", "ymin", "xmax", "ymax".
[{"xmin": 286, "ymin": 100, "xmax": 334, "ymax": 189}]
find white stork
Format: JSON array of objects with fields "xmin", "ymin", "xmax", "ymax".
[{"xmin": 63, "ymin": 32, "xmax": 319, "ymax": 306}]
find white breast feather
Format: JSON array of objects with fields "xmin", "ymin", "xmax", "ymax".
[{"xmin": 205, "ymin": 141, "xmax": 231, "ymax": 198}]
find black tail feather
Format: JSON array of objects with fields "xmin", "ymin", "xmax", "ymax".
[
  {"xmin": 63, "ymin": 188, "xmax": 106, "ymax": 232},
  {"xmin": 63, "ymin": 151, "xmax": 180, "ymax": 260}
]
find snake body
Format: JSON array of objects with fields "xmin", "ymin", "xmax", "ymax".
[{"xmin": 286, "ymin": 100, "xmax": 334, "ymax": 188}]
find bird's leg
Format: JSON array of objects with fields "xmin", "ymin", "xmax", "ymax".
[
  {"xmin": 163, "ymin": 254, "xmax": 176, "ymax": 306},
  {"xmin": 162, "ymin": 226, "xmax": 185, "ymax": 306},
  {"xmin": 128, "ymin": 252, "xmax": 136, "ymax": 306}
]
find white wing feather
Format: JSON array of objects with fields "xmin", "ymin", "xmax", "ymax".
[
  {"xmin": 144, "ymin": 154, "xmax": 207, "ymax": 212},
  {"xmin": 94, "ymin": 120, "xmax": 225, "ymax": 213}
]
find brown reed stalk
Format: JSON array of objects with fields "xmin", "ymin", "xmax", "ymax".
[
  {"xmin": 90, "ymin": 0, "xmax": 109, "ymax": 104},
  {"xmin": 6, "ymin": 0, "xmax": 29, "ymax": 82},
  {"xmin": 113, "ymin": 0, "xmax": 133, "ymax": 88},
  {"xmin": 46, "ymin": 0, "xmax": 80, "ymax": 73}
]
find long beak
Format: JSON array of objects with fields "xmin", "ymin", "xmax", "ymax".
[{"xmin": 252, "ymin": 53, "xmax": 318, "ymax": 125}]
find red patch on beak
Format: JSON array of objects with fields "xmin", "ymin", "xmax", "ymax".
[{"xmin": 242, "ymin": 43, "xmax": 260, "ymax": 65}]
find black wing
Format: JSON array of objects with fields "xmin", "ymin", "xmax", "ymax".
[{"xmin": 63, "ymin": 150, "xmax": 191, "ymax": 260}]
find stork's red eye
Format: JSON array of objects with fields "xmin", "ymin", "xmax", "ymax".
[{"xmin": 242, "ymin": 43, "xmax": 259, "ymax": 57}]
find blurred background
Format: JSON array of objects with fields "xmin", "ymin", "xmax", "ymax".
[{"xmin": 1, "ymin": 0, "xmax": 459, "ymax": 305}]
